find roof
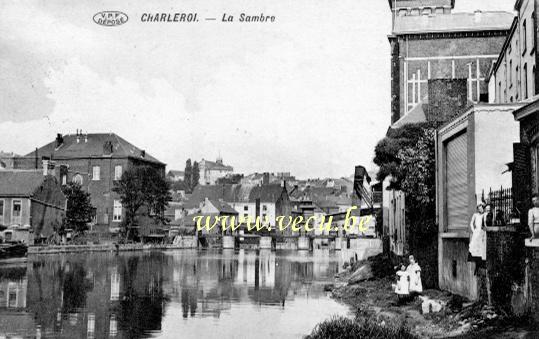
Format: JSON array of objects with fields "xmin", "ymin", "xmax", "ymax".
[
  {"xmin": 0, "ymin": 170, "xmax": 46, "ymax": 197},
  {"xmin": 249, "ymin": 184, "xmax": 286, "ymax": 203},
  {"xmin": 388, "ymin": 0, "xmax": 455, "ymax": 10},
  {"xmin": 184, "ymin": 184, "xmax": 286, "ymax": 209},
  {"xmin": 392, "ymin": 100, "xmax": 428, "ymax": 129},
  {"xmin": 392, "ymin": 11, "xmax": 514, "ymax": 35},
  {"xmin": 24, "ymin": 133, "xmax": 164, "ymax": 165},
  {"xmin": 167, "ymin": 170, "xmax": 184, "ymax": 176},
  {"xmin": 208, "ymin": 199, "xmax": 238, "ymax": 214},
  {"xmin": 201, "ymin": 159, "xmax": 233, "ymax": 171}
]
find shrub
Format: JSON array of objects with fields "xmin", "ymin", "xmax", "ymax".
[{"xmin": 307, "ymin": 313, "xmax": 417, "ymax": 339}]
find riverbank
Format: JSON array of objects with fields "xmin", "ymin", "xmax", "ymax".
[
  {"xmin": 27, "ymin": 236, "xmax": 197, "ymax": 254},
  {"xmin": 309, "ymin": 254, "xmax": 533, "ymax": 339}
]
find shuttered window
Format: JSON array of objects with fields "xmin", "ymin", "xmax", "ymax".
[{"xmin": 445, "ymin": 132, "xmax": 468, "ymax": 230}]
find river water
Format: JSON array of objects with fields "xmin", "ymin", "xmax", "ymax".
[{"xmin": 0, "ymin": 249, "xmax": 353, "ymax": 339}]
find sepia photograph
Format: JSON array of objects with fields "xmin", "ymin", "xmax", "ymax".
[{"xmin": 0, "ymin": 0, "xmax": 538, "ymax": 338}]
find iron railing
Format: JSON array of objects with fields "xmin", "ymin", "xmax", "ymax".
[{"xmin": 480, "ymin": 187, "xmax": 516, "ymax": 226}]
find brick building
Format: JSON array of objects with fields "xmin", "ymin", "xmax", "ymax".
[
  {"xmin": 0, "ymin": 169, "xmax": 66, "ymax": 243},
  {"xmin": 388, "ymin": 0, "xmax": 513, "ymax": 124},
  {"xmin": 15, "ymin": 132, "xmax": 166, "ymax": 237}
]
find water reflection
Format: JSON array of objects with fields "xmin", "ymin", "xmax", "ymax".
[{"xmin": 0, "ymin": 249, "xmax": 350, "ymax": 339}]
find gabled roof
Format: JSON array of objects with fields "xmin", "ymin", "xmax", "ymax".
[
  {"xmin": 0, "ymin": 170, "xmax": 47, "ymax": 197},
  {"xmin": 208, "ymin": 199, "xmax": 238, "ymax": 214},
  {"xmin": 393, "ymin": 11, "xmax": 514, "ymax": 35},
  {"xmin": 25, "ymin": 133, "xmax": 164, "ymax": 165}
]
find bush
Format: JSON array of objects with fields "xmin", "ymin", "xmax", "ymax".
[{"xmin": 307, "ymin": 313, "xmax": 417, "ymax": 339}]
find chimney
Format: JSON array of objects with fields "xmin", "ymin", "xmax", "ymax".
[
  {"xmin": 55, "ymin": 134, "xmax": 63, "ymax": 148},
  {"xmin": 474, "ymin": 10, "xmax": 482, "ymax": 23},
  {"xmin": 84, "ymin": 133, "xmax": 88, "ymax": 143},
  {"xmin": 262, "ymin": 172, "xmax": 270, "ymax": 185},
  {"xmin": 42, "ymin": 158, "xmax": 55, "ymax": 177},
  {"xmin": 140, "ymin": 150, "xmax": 146, "ymax": 158}
]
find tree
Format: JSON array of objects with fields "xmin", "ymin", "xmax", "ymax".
[
  {"xmin": 192, "ymin": 161, "xmax": 200, "ymax": 190},
  {"xmin": 184, "ymin": 159, "xmax": 192, "ymax": 192},
  {"xmin": 62, "ymin": 182, "xmax": 94, "ymax": 236},
  {"xmin": 113, "ymin": 166, "xmax": 172, "ymax": 240},
  {"xmin": 374, "ymin": 123, "xmax": 438, "ymax": 287}
]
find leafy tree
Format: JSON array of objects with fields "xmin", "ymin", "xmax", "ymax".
[
  {"xmin": 184, "ymin": 159, "xmax": 192, "ymax": 192},
  {"xmin": 374, "ymin": 123, "xmax": 438, "ymax": 287},
  {"xmin": 62, "ymin": 182, "xmax": 94, "ymax": 236},
  {"xmin": 373, "ymin": 122, "xmax": 434, "ymax": 185},
  {"xmin": 113, "ymin": 166, "xmax": 172, "ymax": 240},
  {"xmin": 192, "ymin": 161, "xmax": 200, "ymax": 190}
]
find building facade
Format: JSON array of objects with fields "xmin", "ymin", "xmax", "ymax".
[
  {"xmin": 389, "ymin": 0, "xmax": 513, "ymax": 124},
  {"xmin": 489, "ymin": 0, "xmax": 538, "ymax": 104},
  {"xmin": 0, "ymin": 170, "xmax": 66, "ymax": 242},
  {"xmin": 199, "ymin": 158, "xmax": 233, "ymax": 186},
  {"xmin": 436, "ymin": 103, "xmax": 523, "ymax": 299},
  {"xmin": 14, "ymin": 132, "xmax": 166, "ymax": 236}
]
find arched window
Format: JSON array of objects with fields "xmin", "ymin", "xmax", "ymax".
[{"xmin": 73, "ymin": 174, "xmax": 83, "ymax": 185}]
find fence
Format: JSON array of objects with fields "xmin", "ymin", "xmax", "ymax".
[{"xmin": 480, "ymin": 187, "xmax": 516, "ymax": 226}]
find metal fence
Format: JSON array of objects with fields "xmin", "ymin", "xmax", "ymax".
[{"xmin": 480, "ymin": 187, "xmax": 516, "ymax": 226}]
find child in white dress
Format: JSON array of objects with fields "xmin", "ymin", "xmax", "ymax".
[{"xmin": 393, "ymin": 263, "xmax": 409, "ymax": 303}]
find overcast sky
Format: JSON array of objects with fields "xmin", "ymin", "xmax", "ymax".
[{"xmin": 0, "ymin": 0, "xmax": 514, "ymax": 178}]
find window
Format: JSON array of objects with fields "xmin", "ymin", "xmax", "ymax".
[
  {"xmin": 114, "ymin": 165, "xmax": 122, "ymax": 180},
  {"xmin": 262, "ymin": 205, "xmax": 267, "ymax": 211},
  {"xmin": 524, "ymin": 63, "xmax": 529, "ymax": 99},
  {"xmin": 92, "ymin": 166, "xmax": 100, "ymax": 181},
  {"xmin": 533, "ymin": 12, "xmax": 536, "ymax": 52},
  {"xmin": 61, "ymin": 175, "xmax": 67, "ymax": 185},
  {"xmin": 510, "ymin": 60, "xmax": 513, "ymax": 87},
  {"xmin": 73, "ymin": 174, "xmax": 83, "ymax": 185},
  {"xmin": 535, "ymin": 66, "xmax": 538, "ymax": 95},
  {"xmin": 12, "ymin": 200, "xmax": 22, "ymax": 224},
  {"xmin": 113, "ymin": 200, "xmax": 122, "ymax": 222},
  {"xmin": 421, "ymin": 8, "xmax": 431, "ymax": 16},
  {"xmin": 498, "ymin": 82, "xmax": 502, "ymax": 103},
  {"xmin": 243, "ymin": 206, "xmax": 248, "ymax": 211},
  {"xmin": 523, "ymin": 20, "xmax": 528, "ymax": 55},
  {"xmin": 0, "ymin": 200, "xmax": 4, "ymax": 223}
]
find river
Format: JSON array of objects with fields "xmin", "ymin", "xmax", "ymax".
[{"xmin": 0, "ymin": 249, "xmax": 353, "ymax": 338}]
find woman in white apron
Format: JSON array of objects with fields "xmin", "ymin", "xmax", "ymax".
[{"xmin": 468, "ymin": 203, "xmax": 486, "ymax": 275}]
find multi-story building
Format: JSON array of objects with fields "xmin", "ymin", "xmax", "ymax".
[
  {"xmin": 388, "ymin": 0, "xmax": 514, "ymax": 124},
  {"xmin": 199, "ymin": 157, "xmax": 233, "ymax": 186},
  {"xmin": 489, "ymin": 0, "xmax": 538, "ymax": 104},
  {"xmin": 14, "ymin": 131, "xmax": 166, "ymax": 236}
]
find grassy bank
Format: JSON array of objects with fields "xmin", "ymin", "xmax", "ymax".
[
  {"xmin": 307, "ymin": 254, "xmax": 532, "ymax": 338},
  {"xmin": 306, "ymin": 308, "xmax": 417, "ymax": 339}
]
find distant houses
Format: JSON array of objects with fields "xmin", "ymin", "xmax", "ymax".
[
  {"xmin": 199, "ymin": 157, "xmax": 233, "ymax": 185},
  {"xmin": 0, "ymin": 169, "xmax": 66, "ymax": 243},
  {"xmin": 167, "ymin": 170, "xmax": 185, "ymax": 182}
]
